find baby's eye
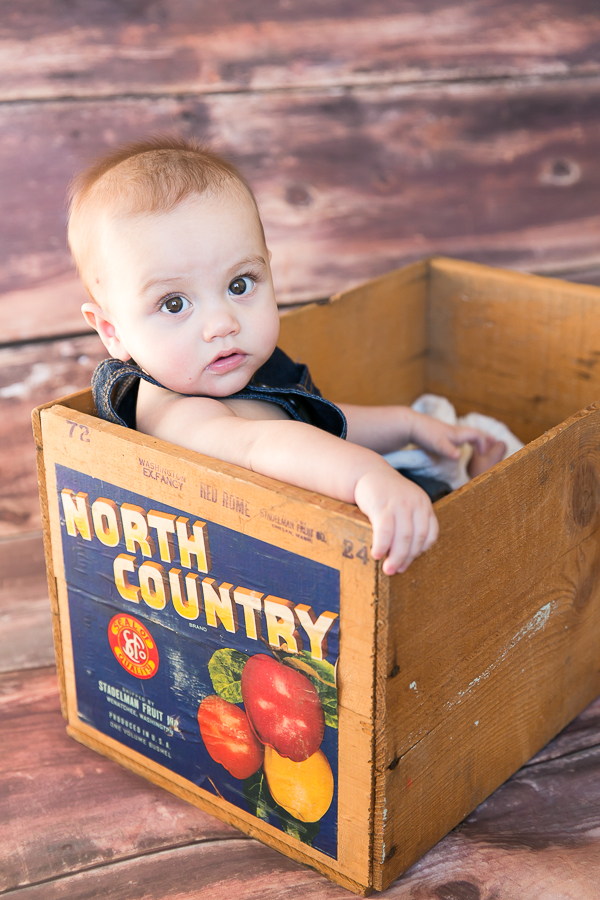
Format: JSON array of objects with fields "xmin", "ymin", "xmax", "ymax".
[
  {"xmin": 228, "ymin": 276, "xmax": 254, "ymax": 297},
  {"xmin": 160, "ymin": 294, "xmax": 190, "ymax": 314}
]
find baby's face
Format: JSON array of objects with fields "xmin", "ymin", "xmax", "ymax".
[{"xmin": 93, "ymin": 188, "xmax": 280, "ymax": 397}]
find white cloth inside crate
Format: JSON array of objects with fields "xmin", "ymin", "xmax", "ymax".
[{"xmin": 383, "ymin": 394, "xmax": 524, "ymax": 490}]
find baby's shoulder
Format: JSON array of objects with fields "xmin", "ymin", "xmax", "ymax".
[
  {"xmin": 134, "ymin": 382, "xmax": 290, "ymax": 459},
  {"xmin": 136, "ymin": 380, "xmax": 234, "ymax": 435}
]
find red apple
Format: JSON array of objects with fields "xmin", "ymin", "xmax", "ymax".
[
  {"xmin": 197, "ymin": 694, "xmax": 264, "ymax": 779},
  {"xmin": 241, "ymin": 654, "xmax": 325, "ymax": 762}
]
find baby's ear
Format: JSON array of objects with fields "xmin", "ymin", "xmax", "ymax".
[{"xmin": 81, "ymin": 302, "xmax": 131, "ymax": 362}]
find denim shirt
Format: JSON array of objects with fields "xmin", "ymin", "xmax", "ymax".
[{"xmin": 91, "ymin": 346, "xmax": 347, "ymax": 439}]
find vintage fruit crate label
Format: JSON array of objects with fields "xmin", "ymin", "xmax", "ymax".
[{"xmin": 56, "ymin": 464, "xmax": 340, "ymax": 858}]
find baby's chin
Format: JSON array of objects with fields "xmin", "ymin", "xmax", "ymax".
[{"xmin": 169, "ymin": 369, "xmax": 255, "ymax": 398}]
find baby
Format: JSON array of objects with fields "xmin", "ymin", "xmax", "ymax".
[{"xmin": 68, "ymin": 136, "xmax": 504, "ymax": 576}]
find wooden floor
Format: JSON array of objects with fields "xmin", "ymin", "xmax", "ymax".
[{"xmin": 3, "ymin": 533, "xmax": 600, "ymax": 899}]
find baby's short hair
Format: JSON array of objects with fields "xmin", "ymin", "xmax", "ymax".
[{"xmin": 68, "ymin": 135, "xmax": 260, "ymax": 296}]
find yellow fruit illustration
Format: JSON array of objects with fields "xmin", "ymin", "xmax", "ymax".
[{"xmin": 264, "ymin": 745, "xmax": 334, "ymax": 822}]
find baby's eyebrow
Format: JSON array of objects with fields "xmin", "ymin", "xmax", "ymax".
[
  {"xmin": 140, "ymin": 275, "xmax": 184, "ymax": 295},
  {"xmin": 140, "ymin": 257, "xmax": 267, "ymax": 295},
  {"xmin": 233, "ymin": 255, "xmax": 267, "ymax": 271}
]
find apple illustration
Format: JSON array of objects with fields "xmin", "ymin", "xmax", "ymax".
[
  {"xmin": 197, "ymin": 694, "xmax": 264, "ymax": 780},
  {"xmin": 241, "ymin": 654, "xmax": 325, "ymax": 763}
]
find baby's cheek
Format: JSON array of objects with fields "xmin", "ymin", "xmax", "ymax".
[{"xmin": 256, "ymin": 315, "xmax": 280, "ymax": 361}]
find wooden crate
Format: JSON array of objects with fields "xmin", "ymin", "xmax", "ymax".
[{"xmin": 33, "ymin": 257, "xmax": 600, "ymax": 894}]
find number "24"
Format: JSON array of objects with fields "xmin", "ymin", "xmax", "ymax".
[{"xmin": 343, "ymin": 540, "xmax": 369, "ymax": 564}]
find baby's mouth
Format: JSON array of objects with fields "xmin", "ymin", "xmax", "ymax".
[{"xmin": 206, "ymin": 349, "xmax": 247, "ymax": 374}]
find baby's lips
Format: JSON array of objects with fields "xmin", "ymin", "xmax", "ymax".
[{"xmin": 206, "ymin": 350, "xmax": 247, "ymax": 374}]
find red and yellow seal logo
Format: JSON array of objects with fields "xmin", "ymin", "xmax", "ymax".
[{"xmin": 108, "ymin": 614, "xmax": 159, "ymax": 679}]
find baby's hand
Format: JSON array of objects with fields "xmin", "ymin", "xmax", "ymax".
[
  {"xmin": 409, "ymin": 411, "xmax": 497, "ymax": 460},
  {"xmin": 354, "ymin": 467, "xmax": 438, "ymax": 576}
]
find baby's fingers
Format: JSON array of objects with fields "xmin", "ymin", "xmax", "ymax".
[
  {"xmin": 370, "ymin": 509, "xmax": 401, "ymax": 564},
  {"xmin": 381, "ymin": 506, "xmax": 438, "ymax": 576},
  {"xmin": 453, "ymin": 427, "xmax": 493, "ymax": 454},
  {"xmin": 393, "ymin": 506, "xmax": 438, "ymax": 575},
  {"xmin": 371, "ymin": 508, "xmax": 416, "ymax": 575}
]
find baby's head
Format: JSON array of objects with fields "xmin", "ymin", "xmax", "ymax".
[{"xmin": 68, "ymin": 136, "xmax": 279, "ymax": 397}]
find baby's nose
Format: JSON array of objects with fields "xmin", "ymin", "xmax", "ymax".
[{"xmin": 202, "ymin": 304, "xmax": 240, "ymax": 341}]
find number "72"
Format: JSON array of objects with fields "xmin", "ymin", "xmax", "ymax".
[{"xmin": 67, "ymin": 420, "xmax": 90, "ymax": 442}]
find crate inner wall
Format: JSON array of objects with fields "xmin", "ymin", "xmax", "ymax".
[{"xmin": 279, "ymin": 256, "xmax": 600, "ymax": 445}]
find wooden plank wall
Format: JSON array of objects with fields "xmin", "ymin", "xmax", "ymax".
[{"xmin": 2, "ymin": 0, "xmax": 600, "ymax": 659}]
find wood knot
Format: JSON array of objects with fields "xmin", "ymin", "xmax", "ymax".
[
  {"xmin": 570, "ymin": 543, "xmax": 600, "ymax": 613},
  {"xmin": 285, "ymin": 183, "xmax": 312, "ymax": 206},
  {"xmin": 574, "ymin": 566, "xmax": 596, "ymax": 612},
  {"xmin": 434, "ymin": 882, "xmax": 481, "ymax": 900},
  {"xmin": 540, "ymin": 157, "xmax": 581, "ymax": 186},
  {"xmin": 572, "ymin": 460, "xmax": 599, "ymax": 528}
]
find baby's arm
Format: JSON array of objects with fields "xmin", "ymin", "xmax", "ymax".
[
  {"xmin": 139, "ymin": 394, "xmax": 438, "ymax": 575},
  {"xmin": 338, "ymin": 403, "xmax": 499, "ymax": 460}
]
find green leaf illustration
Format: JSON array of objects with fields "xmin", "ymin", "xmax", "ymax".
[
  {"xmin": 275, "ymin": 809, "xmax": 321, "ymax": 847},
  {"xmin": 243, "ymin": 768, "xmax": 321, "ymax": 847},
  {"xmin": 243, "ymin": 768, "xmax": 273, "ymax": 821},
  {"xmin": 208, "ymin": 648, "xmax": 249, "ymax": 704},
  {"xmin": 281, "ymin": 650, "xmax": 338, "ymax": 729}
]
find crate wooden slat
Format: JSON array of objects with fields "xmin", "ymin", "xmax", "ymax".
[
  {"xmin": 0, "ymin": 335, "xmax": 105, "ymax": 538},
  {"xmin": 4, "ymin": 77, "xmax": 600, "ymax": 343},
  {"xmin": 0, "ymin": 533, "xmax": 54, "ymax": 672},
  {"xmin": 428, "ymin": 258, "xmax": 600, "ymax": 443},
  {"xmin": 0, "ymin": 667, "xmax": 242, "ymax": 894},
  {"xmin": 3, "ymin": 0, "xmax": 600, "ymax": 103},
  {"xmin": 3, "ymin": 667, "xmax": 600, "ymax": 898}
]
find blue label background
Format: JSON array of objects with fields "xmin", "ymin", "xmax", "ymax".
[{"xmin": 57, "ymin": 464, "xmax": 340, "ymax": 858}]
